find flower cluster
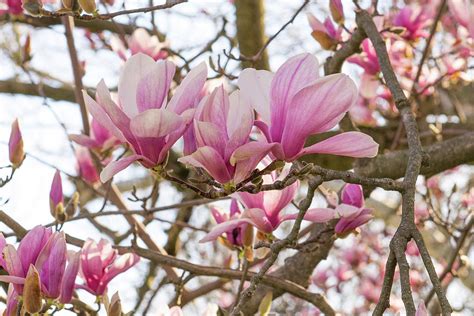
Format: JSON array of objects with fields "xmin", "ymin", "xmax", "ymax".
[
  {"xmin": 0, "ymin": 227, "xmax": 139, "ymax": 315},
  {"xmin": 308, "ymin": 0, "xmax": 470, "ymax": 126}
]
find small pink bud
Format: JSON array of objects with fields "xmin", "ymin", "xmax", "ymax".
[
  {"xmin": 329, "ymin": 0, "xmax": 344, "ymax": 24},
  {"xmin": 49, "ymin": 170, "xmax": 64, "ymax": 221},
  {"xmin": 8, "ymin": 119, "xmax": 24, "ymax": 168}
]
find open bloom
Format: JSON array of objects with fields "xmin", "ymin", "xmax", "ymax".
[
  {"xmin": 84, "ymin": 53, "xmax": 207, "ymax": 182},
  {"xmin": 111, "ymin": 28, "xmax": 168, "ymax": 61},
  {"xmin": 237, "ymin": 53, "xmax": 378, "ymax": 162},
  {"xmin": 179, "ymin": 86, "xmax": 273, "ymax": 183},
  {"xmin": 392, "ymin": 5, "xmax": 431, "ymax": 41},
  {"xmin": 78, "ymin": 239, "xmax": 140, "ymax": 296},
  {"xmin": 307, "ymin": 13, "xmax": 342, "ymax": 50},
  {"xmin": 334, "ymin": 184, "xmax": 373, "ymax": 235},
  {"xmin": 179, "ymin": 86, "xmax": 274, "ymax": 184},
  {"xmin": 69, "ymin": 118, "xmax": 120, "ymax": 155},
  {"xmin": 0, "ymin": 228, "xmax": 80, "ymax": 314},
  {"xmin": 8, "ymin": 118, "xmax": 24, "ymax": 168},
  {"xmin": 210, "ymin": 199, "xmax": 249, "ymax": 247}
]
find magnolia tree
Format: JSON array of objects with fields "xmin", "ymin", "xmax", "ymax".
[{"xmin": 0, "ymin": 0, "xmax": 473, "ymax": 315}]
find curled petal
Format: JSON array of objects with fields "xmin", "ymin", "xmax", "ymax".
[
  {"xmin": 178, "ymin": 146, "xmax": 232, "ymax": 184},
  {"xmin": 298, "ymin": 131, "xmax": 379, "ymax": 160},
  {"xmin": 100, "ymin": 155, "xmax": 151, "ymax": 182},
  {"xmin": 281, "ymin": 208, "xmax": 336, "ymax": 223},
  {"xmin": 238, "ymin": 68, "xmax": 273, "ymax": 123}
]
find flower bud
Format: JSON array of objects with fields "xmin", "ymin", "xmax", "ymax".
[
  {"xmin": 103, "ymin": 292, "xmax": 122, "ymax": 316},
  {"xmin": 242, "ymin": 225, "xmax": 254, "ymax": 248},
  {"xmin": 329, "ymin": 0, "xmax": 344, "ymax": 24},
  {"xmin": 78, "ymin": 0, "xmax": 96, "ymax": 14},
  {"xmin": 62, "ymin": 0, "xmax": 74, "ymax": 9},
  {"xmin": 8, "ymin": 119, "xmax": 24, "ymax": 169},
  {"xmin": 49, "ymin": 170, "xmax": 64, "ymax": 221},
  {"xmin": 21, "ymin": 0, "xmax": 43, "ymax": 16},
  {"xmin": 23, "ymin": 265, "xmax": 42, "ymax": 314}
]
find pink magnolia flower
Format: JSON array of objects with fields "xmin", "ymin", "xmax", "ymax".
[
  {"xmin": 237, "ymin": 53, "xmax": 379, "ymax": 162},
  {"xmin": 0, "ymin": 228, "xmax": 80, "ymax": 312},
  {"xmin": 78, "ymin": 239, "xmax": 139, "ymax": 295},
  {"xmin": 392, "ymin": 5, "xmax": 431, "ymax": 41},
  {"xmin": 75, "ymin": 147, "xmax": 100, "ymax": 184},
  {"xmin": 307, "ymin": 13, "xmax": 342, "ymax": 50},
  {"xmin": 210, "ymin": 199, "xmax": 248, "ymax": 247},
  {"xmin": 448, "ymin": 0, "xmax": 474, "ymax": 39},
  {"xmin": 334, "ymin": 184, "xmax": 373, "ymax": 235},
  {"xmin": 84, "ymin": 53, "xmax": 208, "ymax": 182},
  {"xmin": 178, "ymin": 86, "xmax": 274, "ymax": 185},
  {"xmin": 8, "ymin": 118, "xmax": 24, "ymax": 168},
  {"xmin": 111, "ymin": 28, "xmax": 168, "ymax": 61},
  {"xmin": 69, "ymin": 118, "xmax": 120, "ymax": 154},
  {"xmin": 49, "ymin": 170, "xmax": 64, "ymax": 216}
]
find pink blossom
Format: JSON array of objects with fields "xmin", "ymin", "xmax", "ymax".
[
  {"xmin": 347, "ymin": 39, "xmax": 380, "ymax": 76},
  {"xmin": 210, "ymin": 199, "xmax": 248, "ymax": 247},
  {"xmin": 334, "ymin": 184, "xmax": 373, "ymax": 235},
  {"xmin": 8, "ymin": 118, "xmax": 24, "ymax": 168},
  {"xmin": 0, "ymin": 0, "xmax": 23, "ymax": 15},
  {"xmin": 416, "ymin": 301, "xmax": 428, "ymax": 316},
  {"xmin": 69, "ymin": 118, "xmax": 120, "ymax": 154},
  {"xmin": 0, "ymin": 228, "xmax": 80, "ymax": 312},
  {"xmin": 111, "ymin": 28, "xmax": 168, "ymax": 61},
  {"xmin": 392, "ymin": 5, "xmax": 431, "ymax": 41},
  {"xmin": 78, "ymin": 239, "xmax": 139, "ymax": 296},
  {"xmin": 178, "ymin": 86, "xmax": 274, "ymax": 184},
  {"xmin": 84, "ymin": 54, "xmax": 208, "ymax": 182},
  {"xmin": 237, "ymin": 53, "xmax": 378, "ymax": 163},
  {"xmin": 307, "ymin": 13, "xmax": 342, "ymax": 50},
  {"xmin": 75, "ymin": 147, "xmax": 100, "ymax": 184}
]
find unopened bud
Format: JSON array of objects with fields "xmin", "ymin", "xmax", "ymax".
[
  {"xmin": 66, "ymin": 192, "xmax": 80, "ymax": 218},
  {"xmin": 243, "ymin": 246, "xmax": 254, "ymax": 262},
  {"xmin": 242, "ymin": 225, "xmax": 254, "ymax": 248},
  {"xmin": 78, "ymin": 0, "xmax": 97, "ymax": 14},
  {"xmin": 329, "ymin": 0, "xmax": 344, "ymax": 24},
  {"xmin": 21, "ymin": 0, "xmax": 43, "ymax": 16},
  {"xmin": 23, "ymin": 265, "xmax": 42, "ymax": 314},
  {"xmin": 62, "ymin": 0, "xmax": 74, "ymax": 9},
  {"xmin": 8, "ymin": 119, "xmax": 24, "ymax": 169},
  {"xmin": 103, "ymin": 292, "xmax": 122, "ymax": 316}
]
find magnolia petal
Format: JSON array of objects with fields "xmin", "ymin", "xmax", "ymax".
[
  {"xmin": 263, "ymin": 181, "xmax": 299, "ymax": 221},
  {"xmin": 102, "ymin": 253, "xmax": 140, "ymax": 286},
  {"xmin": 68, "ymin": 134, "xmax": 98, "ymax": 148},
  {"xmin": 270, "ymin": 53, "xmax": 320, "ymax": 142},
  {"xmin": 243, "ymin": 208, "xmax": 274, "ymax": 233},
  {"xmin": 298, "ymin": 131, "xmax": 379, "ymax": 159},
  {"xmin": 118, "ymin": 53, "xmax": 156, "ymax": 117},
  {"xmin": 280, "ymin": 74, "xmax": 358, "ymax": 159},
  {"xmin": 199, "ymin": 218, "xmax": 250, "ymax": 243},
  {"xmin": 60, "ymin": 251, "xmax": 81, "ymax": 304},
  {"xmin": 238, "ymin": 68, "xmax": 273, "ymax": 123},
  {"xmin": 194, "ymin": 120, "xmax": 227, "ymax": 155},
  {"xmin": 335, "ymin": 204, "xmax": 361, "ymax": 218},
  {"xmin": 227, "ymin": 90, "xmax": 254, "ymax": 149},
  {"xmin": 130, "ymin": 108, "xmax": 184, "ymax": 138},
  {"xmin": 341, "ymin": 184, "xmax": 364, "ymax": 208},
  {"xmin": 168, "ymin": 62, "xmax": 208, "ymax": 114},
  {"xmin": 136, "ymin": 60, "xmax": 175, "ymax": 112},
  {"xmin": 0, "ymin": 275, "xmax": 25, "ymax": 284},
  {"xmin": 100, "ymin": 155, "xmax": 143, "ymax": 183},
  {"xmin": 335, "ymin": 208, "xmax": 373, "ymax": 234},
  {"xmin": 179, "ymin": 146, "xmax": 232, "ymax": 184},
  {"xmin": 17, "ymin": 226, "xmax": 52, "ymax": 276},
  {"xmin": 281, "ymin": 208, "xmax": 336, "ymax": 223},
  {"xmin": 232, "ymin": 142, "xmax": 276, "ymax": 184},
  {"xmin": 83, "ymin": 89, "xmax": 126, "ymax": 142}
]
